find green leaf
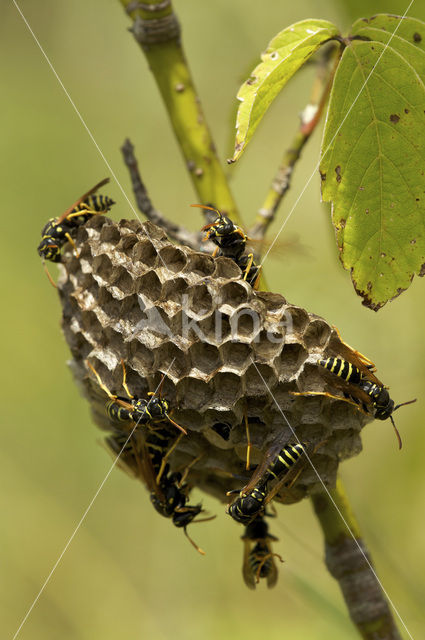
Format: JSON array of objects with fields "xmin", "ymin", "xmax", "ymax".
[
  {"xmin": 320, "ymin": 14, "xmax": 425, "ymax": 310},
  {"xmin": 231, "ymin": 20, "xmax": 340, "ymax": 162}
]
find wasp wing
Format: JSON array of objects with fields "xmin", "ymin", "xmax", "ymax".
[
  {"xmin": 265, "ymin": 555, "xmax": 279, "ymax": 589},
  {"xmin": 242, "ymin": 539, "xmax": 257, "ymax": 589},
  {"xmin": 239, "ymin": 433, "xmax": 293, "ymax": 497},
  {"xmin": 57, "ymin": 178, "xmax": 110, "ymax": 223},
  {"xmin": 327, "ymin": 326, "xmax": 383, "ymax": 386}
]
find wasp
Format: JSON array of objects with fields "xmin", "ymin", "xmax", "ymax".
[
  {"xmin": 90, "ymin": 361, "xmax": 212, "ymax": 551},
  {"xmin": 105, "ymin": 429, "xmax": 141, "ymax": 477},
  {"xmin": 149, "ymin": 470, "xmax": 207, "ymax": 549},
  {"xmin": 134, "ymin": 424, "xmax": 212, "ymax": 554},
  {"xmin": 228, "ymin": 443, "xmax": 307, "ymax": 525},
  {"xmin": 241, "ymin": 516, "xmax": 283, "ymax": 589},
  {"xmin": 105, "ymin": 425, "xmax": 207, "ymax": 550},
  {"xmin": 87, "ymin": 359, "xmax": 187, "ymax": 436},
  {"xmin": 191, "ymin": 204, "xmax": 262, "ymax": 289},
  {"xmin": 293, "ymin": 355, "xmax": 416, "ymax": 449},
  {"xmin": 37, "ymin": 177, "xmax": 115, "ymax": 264},
  {"xmin": 142, "ymin": 426, "xmax": 211, "ymax": 553}
]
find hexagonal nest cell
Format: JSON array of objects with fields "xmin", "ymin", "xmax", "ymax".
[{"xmin": 57, "ymin": 217, "xmax": 376, "ymax": 510}]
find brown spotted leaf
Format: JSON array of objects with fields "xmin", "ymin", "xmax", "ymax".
[{"xmin": 320, "ymin": 14, "xmax": 425, "ymax": 310}]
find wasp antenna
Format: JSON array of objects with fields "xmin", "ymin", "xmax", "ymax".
[
  {"xmin": 390, "ymin": 416, "xmax": 403, "ymax": 450},
  {"xmin": 394, "ymin": 398, "xmax": 417, "ymax": 411},
  {"xmin": 184, "ymin": 527, "xmax": 206, "ymax": 555},
  {"xmin": 166, "ymin": 414, "xmax": 188, "ymax": 436},
  {"xmin": 43, "ymin": 262, "xmax": 58, "ymax": 288},
  {"xmin": 190, "ymin": 203, "xmax": 222, "ymax": 218},
  {"xmin": 157, "ymin": 374, "xmax": 166, "ymax": 398}
]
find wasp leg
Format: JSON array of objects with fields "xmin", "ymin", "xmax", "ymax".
[
  {"xmin": 86, "ymin": 360, "xmax": 118, "ymax": 401},
  {"xmin": 255, "ymin": 552, "xmax": 284, "ymax": 584},
  {"xmin": 176, "ymin": 453, "xmax": 204, "ymax": 488},
  {"xmin": 65, "ymin": 206, "xmax": 96, "ymax": 221},
  {"xmin": 265, "ymin": 465, "xmax": 304, "ymax": 506},
  {"xmin": 155, "ymin": 433, "xmax": 185, "ymax": 484},
  {"xmin": 242, "ymin": 253, "xmax": 254, "ymax": 281},
  {"xmin": 64, "ymin": 232, "xmax": 80, "ymax": 258},
  {"xmin": 147, "ymin": 374, "xmax": 166, "ymax": 400},
  {"xmin": 120, "ymin": 359, "xmax": 134, "ymax": 400},
  {"xmin": 290, "ymin": 390, "xmax": 360, "ymax": 409},
  {"xmin": 290, "ymin": 390, "xmax": 367, "ymax": 415}
]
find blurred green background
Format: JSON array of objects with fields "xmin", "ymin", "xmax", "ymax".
[{"xmin": 2, "ymin": 1, "xmax": 424, "ymax": 638}]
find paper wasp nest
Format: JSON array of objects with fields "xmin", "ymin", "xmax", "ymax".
[{"xmin": 58, "ymin": 216, "xmax": 372, "ymax": 504}]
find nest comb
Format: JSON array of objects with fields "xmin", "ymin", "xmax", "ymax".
[{"xmin": 57, "ymin": 215, "xmax": 373, "ymax": 505}]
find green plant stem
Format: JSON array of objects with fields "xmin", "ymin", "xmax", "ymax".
[
  {"xmin": 249, "ymin": 47, "xmax": 341, "ymax": 244},
  {"xmin": 119, "ymin": 0, "xmax": 241, "ymax": 224},
  {"xmin": 311, "ymin": 478, "xmax": 402, "ymax": 640},
  {"xmin": 116, "ymin": 10, "xmax": 401, "ymax": 639}
]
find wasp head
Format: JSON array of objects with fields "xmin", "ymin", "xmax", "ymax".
[
  {"xmin": 37, "ymin": 237, "xmax": 62, "ymax": 262},
  {"xmin": 172, "ymin": 504, "xmax": 203, "ymax": 528},
  {"xmin": 372, "ymin": 387, "xmax": 395, "ymax": 420}
]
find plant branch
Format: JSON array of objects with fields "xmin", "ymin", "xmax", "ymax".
[
  {"xmin": 121, "ymin": 138, "xmax": 206, "ymax": 250},
  {"xmin": 117, "ymin": 15, "xmax": 400, "ymax": 640},
  {"xmin": 249, "ymin": 46, "xmax": 340, "ymax": 244},
  {"xmin": 119, "ymin": 0, "xmax": 241, "ymax": 224},
  {"xmin": 311, "ymin": 478, "xmax": 402, "ymax": 640}
]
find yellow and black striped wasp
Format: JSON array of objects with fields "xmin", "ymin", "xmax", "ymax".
[
  {"xmin": 89, "ymin": 360, "xmax": 213, "ymax": 552},
  {"xmin": 106, "ymin": 422, "xmax": 212, "ymax": 554},
  {"xmin": 37, "ymin": 177, "xmax": 115, "ymax": 269},
  {"xmin": 292, "ymin": 352, "xmax": 416, "ymax": 449},
  {"xmin": 241, "ymin": 515, "xmax": 283, "ymax": 589},
  {"xmin": 229, "ymin": 440, "xmax": 322, "ymax": 588},
  {"xmin": 227, "ymin": 442, "xmax": 307, "ymax": 525},
  {"xmin": 104, "ymin": 426, "xmax": 209, "ymax": 552},
  {"xmin": 191, "ymin": 204, "xmax": 262, "ymax": 289},
  {"xmin": 87, "ymin": 359, "xmax": 187, "ymax": 436}
]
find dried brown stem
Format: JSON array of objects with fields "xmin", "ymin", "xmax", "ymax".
[{"xmin": 121, "ymin": 138, "xmax": 205, "ymax": 250}]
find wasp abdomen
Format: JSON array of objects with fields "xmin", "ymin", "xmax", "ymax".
[
  {"xmin": 319, "ymin": 357, "xmax": 362, "ymax": 384},
  {"xmin": 71, "ymin": 194, "xmax": 115, "ymax": 216},
  {"xmin": 106, "ymin": 399, "xmax": 132, "ymax": 422},
  {"xmin": 265, "ymin": 443, "xmax": 306, "ymax": 482}
]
